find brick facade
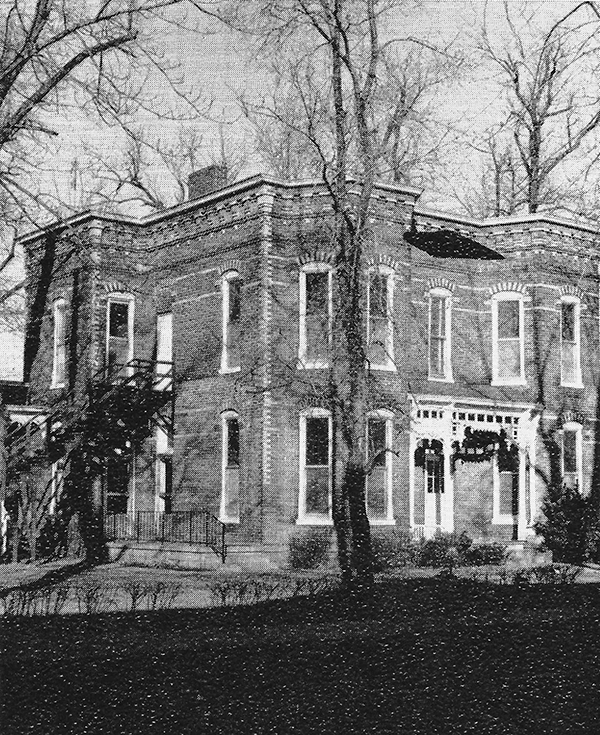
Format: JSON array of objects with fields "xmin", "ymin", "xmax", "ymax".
[{"xmin": 13, "ymin": 175, "xmax": 600, "ymax": 556}]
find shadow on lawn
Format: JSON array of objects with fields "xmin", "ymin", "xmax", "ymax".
[{"xmin": 3, "ymin": 578, "xmax": 600, "ymax": 734}]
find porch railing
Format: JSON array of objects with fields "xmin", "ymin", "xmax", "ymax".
[{"xmin": 103, "ymin": 510, "xmax": 227, "ymax": 562}]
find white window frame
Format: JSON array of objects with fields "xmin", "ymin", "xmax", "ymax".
[
  {"xmin": 220, "ymin": 271, "xmax": 242, "ymax": 374},
  {"xmin": 561, "ymin": 422, "xmax": 583, "ymax": 492},
  {"xmin": 51, "ymin": 298, "xmax": 67, "ymax": 389},
  {"xmin": 49, "ymin": 459, "xmax": 65, "ymax": 516},
  {"xmin": 491, "ymin": 292, "xmax": 526, "ymax": 386},
  {"xmin": 366, "ymin": 410, "xmax": 395, "ymax": 524},
  {"xmin": 155, "ymin": 425, "xmax": 173, "ymax": 514},
  {"xmin": 297, "ymin": 407, "xmax": 332, "ymax": 524},
  {"xmin": 156, "ymin": 312, "xmax": 173, "ymax": 390},
  {"xmin": 428, "ymin": 287, "xmax": 453, "ymax": 382},
  {"xmin": 298, "ymin": 263, "xmax": 333, "ymax": 369},
  {"xmin": 220, "ymin": 410, "xmax": 241, "ymax": 523},
  {"xmin": 492, "ymin": 448, "xmax": 519, "ymax": 525},
  {"xmin": 105, "ymin": 293, "xmax": 135, "ymax": 375},
  {"xmin": 366, "ymin": 266, "xmax": 395, "ymax": 371},
  {"xmin": 560, "ymin": 296, "xmax": 582, "ymax": 388}
]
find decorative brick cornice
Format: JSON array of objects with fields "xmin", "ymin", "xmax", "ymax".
[
  {"xmin": 489, "ymin": 282, "xmax": 529, "ymax": 296},
  {"xmin": 427, "ymin": 277, "xmax": 455, "ymax": 293}
]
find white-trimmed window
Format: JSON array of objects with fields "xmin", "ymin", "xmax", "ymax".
[
  {"xmin": 367, "ymin": 267, "xmax": 394, "ymax": 370},
  {"xmin": 155, "ymin": 426, "xmax": 173, "ymax": 514},
  {"xmin": 493, "ymin": 443, "xmax": 519, "ymax": 524},
  {"xmin": 428, "ymin": 288, "xmax": 452, "ymax": 381},
  {"xmin": 366, "ymin": 412, "xmax": 394, "ymax": 523},
  {"xmin": 298, "ymin": 408, "xmax": 331, "ymax": 522},
  {"xmin": 220, "ymin": 272, "xmax": 242, "ymax": 373},
  {"xmin": 106, "ymin": 293, "xmax": 134, "ymax": 375},
  {"xmin": 221, "ymin": 411, "xmax": 240, "ymax": 522},
  {"xmin": 156, "ymin": 312, "xmax": 173, "ymax": 390},
  {"xmin": 561, "ymin": 297, "xmax": 582, "ymax": 387},
  {"xmin": 299, "ymin": 264, "xmax": 332, "ymax": 368},
  {"xmin": 492, "ymin": 292, "xmax": 525, "ymax": 385},
  {"xmin": 51, "ymin": 298, "xmax": 67, "ymax": 388},
  {"xmin": 561, "ymin": 423, "xmax": 583, "ymax": 491}
]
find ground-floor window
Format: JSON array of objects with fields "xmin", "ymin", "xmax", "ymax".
[
  {"xmin": 366, "ymin": 414, "xmax": 394, "ymax": 522},
  {"xmin": 562, "ymin": 423, "xmax": 582, "ymax": 491},
  {"xmin": 221, "ymin": 411, "xmax": 240, "ymax": 522},
  {"xmin": 105, "ymin": 455, "xmax": 131, "ymax": 514},
  {"xmin": 493, "ymin": 443, "xmax": 519, "ymax": 525},
  {"xmin": 414, "ymin": 439, "xmax": 445, "ymax": 528},
  {"xmin": 299, "ymin": 408, "xmax": 331, "ymax": 522}
]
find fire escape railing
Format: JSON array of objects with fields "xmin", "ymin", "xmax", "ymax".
[{"xmin": 103, "ymin": 510, "xmax": 227, "ymax": 562}]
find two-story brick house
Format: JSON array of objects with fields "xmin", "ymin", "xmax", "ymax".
[{"xmin": 5, "ymin": 168, "xmax": 600, "ymax": 564}]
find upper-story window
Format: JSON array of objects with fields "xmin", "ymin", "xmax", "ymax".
[
  {"xmin": 562, "ymin": 423, "xmax": 582, "ymax": 491},
  {"xmin": 492, "ymin": 292, "xmax": 525, "ymax": 385},
  {"xmin": 106, "ymin": 294, "xmax": 134, "ymax": 375},
  {"xmin": 428, "ymin": 288, "xmax": 452, "ymax": 381},
  {"xmin": 561, "ymin": 297, "xmax": 582, "ymax": 387},
  {"xmin": 155, "ymin": 312, "xmax": 173, "ymax": 390},
  {"xmin": 298, "ymin": 408, "xmax": 331, "ymax": 522},
  {"xmin": 367, "ymin": 267, "xmax": 394, "ymax": 370},
  {"xmin": 299, "ymin": 264, "xmax": 332, "ymax": 369},
  {"xmin": 51, "ymin": 298, "xmax": 67, "ymax": 388},
  {"xmin": 221, "ymin": 272, "xmax": 242, "ymax": 373}
]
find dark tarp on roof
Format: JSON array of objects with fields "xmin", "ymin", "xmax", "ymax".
[{"xmin": 404, "ymin": 227, "xmax": 503, "ymax": 260}]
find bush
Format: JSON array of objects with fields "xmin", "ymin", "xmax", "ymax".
[
  {"xmin": 371, "ymin": 531, "xmax": 418, "ymax": 571},
  {"xmin": 288, "ymin": 529, "xmax": 332, "ymax": 570},
  {"xmin": 464, "ymin": 542, "xmax": 508, "ymax": 566},
  {"xmin": 535, "ymin": 482, "xmax": 595, "ymax": 564},
  {"xmin": 414, "ymin": 532, "xmax": 473, "ymax": 568}
]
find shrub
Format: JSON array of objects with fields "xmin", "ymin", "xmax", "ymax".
[
  {"xmin": 288, "ymin": 529, "xmax": 332, "ymax": 570},
  {"xmin": 371, "ymin": 531, "xmax": 418, "ymax": 571},
  {"xmin": 414, "ymin": 532, "xmax": 473, "ymax": 568},
  {"xmin": 464, "ymin": 542, "xmax": 508, "ymax": 566},
  {"xmin": 535, "ymin": 482, "xmax": 595, "ymax": 564}
]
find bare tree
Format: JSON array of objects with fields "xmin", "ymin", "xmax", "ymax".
[{"xmin": 476, "ymin": 0, "xmax": 600, "ymax": 214}]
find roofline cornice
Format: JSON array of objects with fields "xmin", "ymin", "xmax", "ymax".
[{"xmin": 17, "ymin": 175, "xmax": 423, "ymax": 245}]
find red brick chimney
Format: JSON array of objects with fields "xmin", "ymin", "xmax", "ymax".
[{"xmin": 187, "ymin": 165, "xmax": 228, "ymax": 200}]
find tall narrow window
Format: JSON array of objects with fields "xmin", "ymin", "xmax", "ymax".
[
  {"xmin": 299, "ymin": 265, "xmax": 331, "ymax": 368},
  {"xmin": 221, "ymin": 412, "xmax": 240, "ymax": 522},
  {"xmin": 494, "ymin": 443, "xmax": 519, "ymax": 524},
  {"xmin": 414, "ymin": 439, "xmax": 445, "ymax": 529},
  {"xmin": 492, "ymin": 293, "xmax": 525, "ymax": 384},
  {"xmin": 49, "ymin": 459, "xmax": 65, "ymax": 515},
  {"xmin": 156, "ymin": 312, "xmax": 173, "ymax": 390},
  {"xmin": 106, "ymin": 295, "xmax": 133, "ymax": 376},
  {"xmin": 299, "ymin": 409, "xmax": 331, "ymax": 521},
  {"xmin": 366, "ymin": 414, "xmax": 393, "ymax": 522},
  {"xmin": 429, "ymin": 289, "xmax": 452, "ymax": 380},
  {"xmin": 221, "ymin": 272, "xmax": 241, "ymax": 373},
  {"xmin": 155, "ymin": 426, "xmax": 173, "ymax": 514},
  {"xmin": 52, "ymin": 299, "xmax": 67, "ymax": 388},
  {"xmin": 368, "ymin": 268, "xmax": 394, "ymax": 370},
  {"xmin": 105, "ymin": 456, "xmax": 130, "ymax": 514},
  {"xmin": 562, "ymin": 424, "xmax": 582, "ymax": 491},
  {"xmin": 561, "ymin": 298, "xmax": 581, "ymax": 387}
]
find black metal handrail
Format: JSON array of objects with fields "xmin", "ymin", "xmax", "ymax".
[{"xmin": 103, "ymin": 510, "xmax": 227, "ymax": 562}]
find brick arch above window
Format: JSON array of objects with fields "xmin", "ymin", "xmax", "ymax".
[
  {"xmin": 297, "ymin": 250, "xmax": 336, "ymax": 266},
  {"xmin": 559, "ymin": 284, "xmax": 584, "ymax": 300},
  {"xmin": 559, "ymin": 411, "xmax": 586, "ymax": 428},
  {"xmin": 427, "ymin": 277, "xmax": 455, "ymax": 293},
  {"xmin": 489, "ymin": 282, "xmax": 529, "ymax": 297},
  {"xmin": 218, "ymin": 260, "xmax": 243, "ymax": 277},
  {"xmin": 366, "ymin": 254, "xmax": 400, "ymax": 272},
  {"xmin": 102, "ymin": 281, "xmax": 132, "ymax": 295}
]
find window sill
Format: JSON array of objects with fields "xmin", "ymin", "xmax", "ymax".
[
  {"xmin": 492, "ymin": 516, "xmax": 514, "ymax": 525},
  {"xmin": 491, "ymin": 380, "xmax": 526, "ymax": 387},
  {"xmin": 369, "ymin": 519, "xmax": 396, "ymax": 526},
  {"xmin": 219, "ymin": 517, "xmax": 240, "ymax": 525},
  {"xmin": 50, "ymin": 383, "xmax": 65, "ymax": 390},
  {"xmin": 297, "ymin": 361, "xmax": 329, "ymax": 370},
  {"xmin": 561, "ymin": 382, "xmax": 584, "ymax": 389},
  {"xmin": 369, "ymin": 363, "xmax": 396, "ymax": 373},
  {"xmin": 219, "ymin": 366, "xmax": 241, "ymax": 375},
  {"xmin": 296, "ymin": 517, "xmax": 333, "ymax": 526},
  {"xmin": 428, "ymin": 376, "xmax": 454, "ymax": 383}
]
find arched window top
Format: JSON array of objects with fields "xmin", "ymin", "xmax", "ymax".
[
  {"xmin": 300, "ymin": 260, "xmax": 333, "ymax": 273},
  {"xmin": 221, "ymin": 408, "xmax": 239, "ymax": 421},
  {"xmin": 429, "ymin": 286, "xmax": 452, "ymax": 298},
  {"xmin": 490, "ymin": 282, "xmax": 528, "ymax": 297},
  {"xmin": 222, "ymin": 269, "xmax": 241, "ymax": 282},
  {"xmin": 368, "ymin": 263, "xmax": 394, "ymax": 277}
]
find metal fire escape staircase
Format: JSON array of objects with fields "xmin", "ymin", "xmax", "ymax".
[{"xmin": 6, "ymin": 359, "xmax": 227, "ymax": 562}]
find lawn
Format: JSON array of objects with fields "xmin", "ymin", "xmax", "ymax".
[{"xmin": 2, "ymin": 576, "xmax": 600, "ymax": 734}]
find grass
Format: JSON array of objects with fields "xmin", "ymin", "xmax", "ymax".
[{"xmin": 2, "ymin": 577, "xmax": 600, "ymax": 734}]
